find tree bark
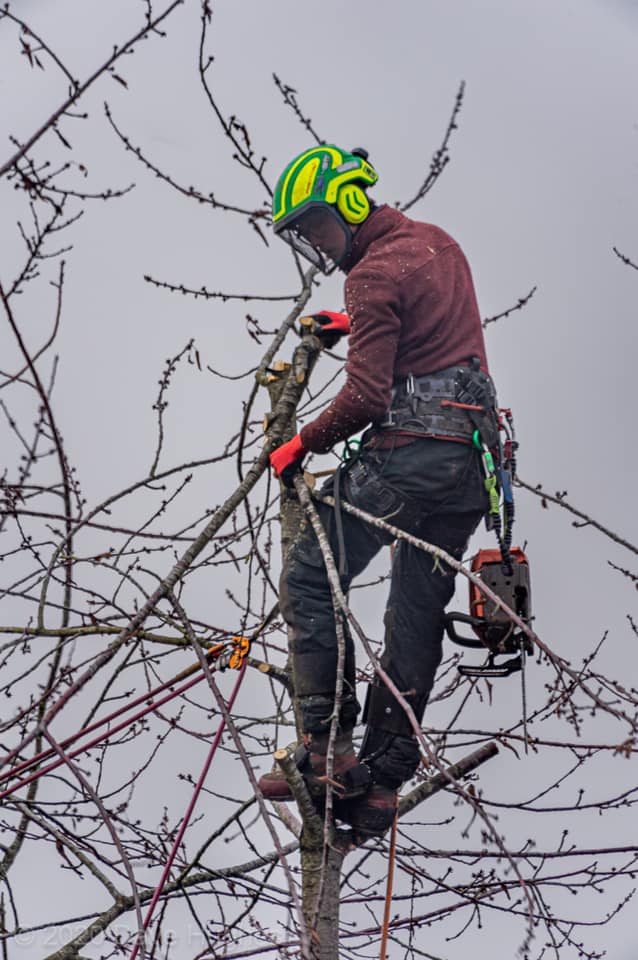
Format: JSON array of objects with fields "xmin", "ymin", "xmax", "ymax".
[{"xmin": 301, "ymin": 840, "xmax": 345, "ymax": 960}]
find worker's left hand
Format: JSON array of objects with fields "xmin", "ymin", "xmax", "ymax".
[
  {"xmin": 309, "ymin": 311, "xmax": 351, "ymax": 348},
  {"xmin": 270, "ymin": 434, "xmax": 307, "ymax": 488}
]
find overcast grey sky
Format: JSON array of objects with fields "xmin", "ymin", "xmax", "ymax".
[{"xmin": 1, "ymin": 1, "xmax": 637, "ymax": 957}]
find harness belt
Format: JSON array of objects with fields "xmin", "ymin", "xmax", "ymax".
[{"xmin": 376, "ymin": 357, "xmax": 498, "ymax": 447}]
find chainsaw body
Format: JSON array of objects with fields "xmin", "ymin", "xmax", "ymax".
[{"xmin": 444, "ymin": 548, "xmax": 532, "ymax": 677}]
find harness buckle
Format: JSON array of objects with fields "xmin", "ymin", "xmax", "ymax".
[{"xmin": 406, "ymin": 373, "xmax": 418, "ymax": 414}]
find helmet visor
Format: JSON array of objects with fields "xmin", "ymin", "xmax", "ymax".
[{"xmin": 276, "ymin": 206, "xmax": 351, "ymax": 274}]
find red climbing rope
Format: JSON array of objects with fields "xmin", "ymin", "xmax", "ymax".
[
  {"xmin": 379, "ymin": 800, "xmax": 399, "ymax": 960},
  {"xmin": 0, "ymin": 634, "xmax": 258, "ymax": 803},
  {"xmin": 129, "ymin": 659, "xmax": 248, "ymax": 959}
]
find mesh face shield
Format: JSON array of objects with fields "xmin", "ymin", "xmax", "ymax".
[{"xmin": 275, "ymin": 205, "xmax": 352, "ymax": 275}]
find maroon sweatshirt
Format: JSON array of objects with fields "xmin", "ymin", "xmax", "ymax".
[{"xmin": 299, "ymin": 205, "xmax": 488, "ymax": 454}]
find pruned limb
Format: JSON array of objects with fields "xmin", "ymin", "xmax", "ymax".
[
  {"xmin": 399, "ymin": 742, "xmax": 499, "ymax": 819},
  {"xmin": 250, "ymin": 656, "xmax": 292, "ymax": 690},
  {"xmin": 274, "ymin": 748, "xmax": 324, "ymax": 845}
]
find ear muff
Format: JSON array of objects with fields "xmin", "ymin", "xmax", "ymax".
[{"xmin": 336, "ymin": 183, "xmax": 370, "ymax": 224}]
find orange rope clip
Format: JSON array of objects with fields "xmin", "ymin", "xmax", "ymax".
[{"xmin": 228, "ymin": 636, "xmax": 250, "ymax": 670}]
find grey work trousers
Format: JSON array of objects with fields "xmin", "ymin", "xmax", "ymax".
[{"xmin": 280, "ymin": 436, "xmax": 488, "ymax": 735}]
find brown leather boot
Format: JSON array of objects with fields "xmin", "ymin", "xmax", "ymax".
[
  {"xmin": 335, "ymin": 783, "xmax": 398, "ymax": 839},
  {"xmin": 258, "ymin": 733, "xmax": 368, "ymax": 802}
]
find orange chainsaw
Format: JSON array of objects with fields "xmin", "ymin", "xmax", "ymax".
[{"xmin": 444, "ymin": 547, "xmax": 532, "ymax": 679}]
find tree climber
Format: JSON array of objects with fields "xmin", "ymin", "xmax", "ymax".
[{"xmin": 258, "ymin": 145, "xmax": 498, "ymax": 838}]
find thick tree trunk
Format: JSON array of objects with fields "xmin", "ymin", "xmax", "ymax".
[
  {"xmin": 266, "ymin": 342, "xmax": 347, "ymax": 959},
  {"xmin": 301, "ymin": 840, "xmax": 345, "ymax": 960},
  {"xmin": 265, "ymin": 360, "xmax": 305, "ymax": 738}
]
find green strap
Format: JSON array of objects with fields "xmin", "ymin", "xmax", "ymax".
[
  {"xmin": 474, "ymin": 428, "xmax": 500, "ymax": 516},
  {"xmin": 341, "ymin": 438, "xmax": 362, "ymax": 462},
  {"xmin": 485, "ymin": 475, "xmax": 500, "ymax": 516}
]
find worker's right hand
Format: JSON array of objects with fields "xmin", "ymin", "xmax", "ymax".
[
  {"xmin": 313, "ymin": 311, "xmax": 350, "ymax": 348},
  {"xmin": 303, "ymin": 311, "xmax": 351, "ymax": 349},
  {"xmin": 313, "ymin": 311, "xmax": 350, "ymax": 337},
  {"xmin": 270, "ymin": 434, "xmax": 307, "ymax": 488}
]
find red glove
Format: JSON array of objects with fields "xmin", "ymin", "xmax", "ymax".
[
  {"xmin": 270, "ymin": 434, "xmax": 307, "ymax": 487},
  {"xmin": 313, "ymin": 311, "xmax": 350, "ymax": 337},
  {"xmin": 307, "ymin": 311, "xmax": 351, "ymax": 348}
]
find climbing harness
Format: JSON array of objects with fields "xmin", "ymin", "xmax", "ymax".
[{"xmin": 377, "ymin": 358, "xmax": 498, "ymax": 446}]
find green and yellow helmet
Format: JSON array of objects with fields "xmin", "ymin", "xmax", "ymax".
[{"xmin": 272, "ymin": 145, "xmax": 379, "ymax": 273}]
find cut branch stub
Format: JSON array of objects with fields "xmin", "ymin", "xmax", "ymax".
[
  {"xmin": 274, "ymin": 747, "xmax": 324, "ymax": 844},
  {"xmin": 399, "ymin": 741, "xmax": 499, "ymax": 819}
]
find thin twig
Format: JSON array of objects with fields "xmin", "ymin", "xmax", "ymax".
[
  {"xmin": 613, "ymin": 246, "xmax": 638, "ymax": 271},
  {"xmin": 482, "ymin": 286, "xmax": 537, "ymax": 328},
  {"xmin": 517, "ymin": 478, "xmax": 638, "ymax": 556},
  {"xmin": 400, "ymin": 81, "xmax": 465, "ymax": 212},
  {"xmin": 0, "ymin": 2, "xmax": 184, "ymax": 177},
  {"xmin": 272, "ymin": 74, "xmax": 324, "ymax": 144}
]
